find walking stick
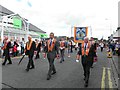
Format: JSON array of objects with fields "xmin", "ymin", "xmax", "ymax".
[{"xmin": 18, "ymin": 55, "xmax": 25, "ymax": 65}]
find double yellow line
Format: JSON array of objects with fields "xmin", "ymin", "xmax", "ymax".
[{"xmin": 101, "ymin": 67, "xmax": 113, "ymax": 89}]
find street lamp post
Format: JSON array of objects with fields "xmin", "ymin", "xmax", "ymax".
[
  {"xmin": 71, "ymin": 26, "xmax": 74, "ymax": 38},
  {"xmin": 1, "ymin": 16, "xmax": 4, "ymax": 42},
  {"xmin": 105, "ymin": 18, "xmax": 112, "ymax": 35}
]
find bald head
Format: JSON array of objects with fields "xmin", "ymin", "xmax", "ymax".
[
  {"xmin": 4, "ymin": 36, "xmax": 8, "ymax": 40},
  {"xmin": 28, "ymin": 35, "xmax": 32, "ymax": 41},
  {"xmin": 84, "ymin": 37, "xmax": 89, "ymax": 43}
]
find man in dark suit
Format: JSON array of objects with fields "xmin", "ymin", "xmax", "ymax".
[
  {"xmin": 76, "ymin": 37, "xmax": 95, "ymax": 87},
  {"xmin": 44, "ymin": 32, "xmax": 59, "ymax": 80},
  {"xmin": 2, "ymin": 37, "xmax": 12, "ymax": 65},
  {"xmin": 35, "ymin": 40, "xmax": 41, "ymax": 59},
  {"xmin": 24, "ymin": 35, "xmax": 36, "ymax": 72}
]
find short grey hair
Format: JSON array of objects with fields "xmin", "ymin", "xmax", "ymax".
[
  {"xmin": 84, "ymin": 37, "xmax": 89, "ymax": 40},
  {"xmin": 28, "ymin": 35, "xmax": 32, "ymax": 38}
]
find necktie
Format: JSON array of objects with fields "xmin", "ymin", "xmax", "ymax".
[
  {"xmin": 50, "ymin": 39, "xmax": 52, "ymax": 46},
  {"xmin": 84, "ymin": 43, "xmax": 87, "ymax": 50},
  {"xmin": 84, "ymin": 43, "xmax": 87, "ymax": 56}
]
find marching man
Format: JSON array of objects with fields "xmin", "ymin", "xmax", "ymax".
[
  {"xmin": 24, "ymin": 35, "xmax": 36, "ymax": 72},
  {"xmin": 2, "ymin": 37, "xmax": 12, "ymax": 65},
  {"xmin": 76, "ymin": 37, "xmax": 94, "ymax": 87},
  {"xmin": 43, "ymin": 32, "xmax": 59, "ymax": 80}
]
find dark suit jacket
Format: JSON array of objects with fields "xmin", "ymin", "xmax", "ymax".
[
  {"xmin": 25, "ymin": 41, "xmax": 36, "ymax": 56},
  {"xmin": 44, "ymin": 39, "xmax": 59, "ymax": 59},
  {"xmin": 4, "ymin": 41, "xmax": 12, "ymax": 55},
  {"xmin": 36, "ymin": 43, "xmax": 41, "ymax": 52},
  {"xmin": 78, "ymin": 43, "xmax": 95, "ymax": 66}
]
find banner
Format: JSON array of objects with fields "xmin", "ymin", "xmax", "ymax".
[{"xmin": 74, "ymin": 27, "xmax": 88, "ymax": 43}]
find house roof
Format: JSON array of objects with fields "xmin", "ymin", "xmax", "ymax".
[
  {"xmin": 29, "ymin": 23, "xmax": 46, "ymax": 33},
  {"xmin": 0, "ymin": 5, "xmax": 14, "ymax": 15},
  {"xmin": 0, "ymin": 5, "xmax": 46, "ymax": 33}
]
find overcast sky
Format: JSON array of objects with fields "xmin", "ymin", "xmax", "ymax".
[{"xmin": 0, "ymin": 0, "xmax": 119, "ymax": 39}]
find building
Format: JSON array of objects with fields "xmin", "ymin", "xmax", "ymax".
[
  {"xmin": 108, "ymin": 27, "xmax": 120, "ymax": 42},
  {"xmin": 0, "ymin": 5, "xmax": 47, "ymax": 42}
]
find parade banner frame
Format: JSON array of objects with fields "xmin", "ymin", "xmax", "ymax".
[{"xmin": 74, "ymin": 27, "xmax": 88, "ymax": 43}]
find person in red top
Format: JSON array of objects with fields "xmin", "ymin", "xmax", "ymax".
[
  {"xmin": 13, "ymin": 45, "xmax": 17, "ymax": 57},
  {"xmin": 13, "ymin": 41, "xmax": 19, "ymax": 57},
  {"xmin": 59, "ymin": 38, "xmax": 65, "ymax": 63}
]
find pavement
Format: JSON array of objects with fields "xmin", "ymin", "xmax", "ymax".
[{"xmin": 1, "ymin": 49, "xmax": 119, "ymax": 89}]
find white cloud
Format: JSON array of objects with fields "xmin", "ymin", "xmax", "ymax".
[{"xmin": 0, "ymin": 0, "xmax": 119, "ymax": 39}]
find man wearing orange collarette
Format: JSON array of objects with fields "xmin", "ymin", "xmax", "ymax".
[
  {"xmin": 43, "ymin": 32, "xmax": 59, "ymax": 80},
  {"xmin": 24, "ymin": 35, "xmax": 36, "ymax": 72},
  {"xmin": 2, "ymin": 36, "xmax": 12, "ymax": 65},
  {"xmin": 76, "ymin": 37, "xmax": 94, "ymax": 87}
]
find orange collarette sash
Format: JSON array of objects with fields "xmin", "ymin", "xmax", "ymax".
[
  {"xmin": 48, "ymin": 39, "xmax": 56, "ymax": 52},
  {"xmin": 81, "ymin": 41, "xmax": 90, "ymax": 56},
  {"xmin": 2, "ymin": 42, "xmax": 8, "ymax": 50},
  {"xmin": 27, "ymin": 40, "xmax": 33, "ymax": 50}
]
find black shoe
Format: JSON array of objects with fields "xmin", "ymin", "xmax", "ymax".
[
  {"xmin": 2, "ymin": 63, "xmax": 5, "ymax": 66},
  {"xmin": 29, "ymin": 67, "xmax": 35, "ymax": 69},
  {"xmin": 25, "ymin": 69, "xmax": 29, "ymax": 72},
  {"xmin": 60, "ymin": 61, "xmax": 62, "ymax": 63},
  {"xmin": 47, "ymin": 75, "xmax": 51, "ymax": 80},
  {"xmin": 84, "ymin": 82, "xmax": 88, "ymax": 87},
  {"xmin": 91, "ymin": 66, "xmax": 93, "ymax": 68},
  {"xmin": 84, "ymin": 77, "xmax": 86, "ymax": 80},
  {"xmin": 51, "ymin": 72, "xmax": 56, "ymax": 75}
]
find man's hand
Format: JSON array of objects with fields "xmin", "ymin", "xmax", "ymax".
[
  {"xmin": 43, "ymin": 53, "xmax": 46, "ymax": 59},
  {"xmin": 34, "ymin": 51, "xmax": 37, "ymax": 55},
  {"xmin": 76, "ymin": 54, "xmax": 80, "ymax": 59},
  {"xmin": 56, "ymin": 54, "xmax": 59, "ymax": 59}
]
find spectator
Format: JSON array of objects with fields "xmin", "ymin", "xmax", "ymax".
[
  {"xmin": 13, "ymin": 41, "xmax": 19, "ymax": 57},
  {"xmin": 99, "ymin": 41, "xmax": 104, "ymax": 52},
  {"xmin": 21, "ymin": 38, "xmax": 25, "ymax": 55},
  {"xmin": 111, "ymin": 41, "xmax": 115, "ymax": 55}
]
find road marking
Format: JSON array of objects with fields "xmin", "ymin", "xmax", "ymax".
[
  {"xmin": 108, "ymin": 69, "xmax": 113, "ymax": 89},
  {"xmin": 101, "ymin": 67, "xmax": 106, "ymax": 90}
]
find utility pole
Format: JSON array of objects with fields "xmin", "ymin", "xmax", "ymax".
[{"xmin": 71, "ymin": 26, "xmax": 73, "ymax": 38}]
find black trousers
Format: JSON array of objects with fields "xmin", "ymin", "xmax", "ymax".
[
  {"xmin": 71, "ymin": 46, "xmax": 73, "ymax": 53},
  {"xmin": 60, "ymin": 49, "xmax": 65, "ymax": 62},
  {"xmin": 2, "ymin": 54, "xmax": 12, "ymax": 65},
  {"xmin": 27, "ymin": 55, "xmax": 34, "ymax": 69},
  {"xmin": 21, "ymin": 47, "xmax": 24, "ymax": 55},
  {"xmin": 35, "ymin": 51, "xmax": 40, "ymax": 59},
  {"xmin": 81, "ymin": 55, "xmax": 91, "ymax": 83},
  {"xmin": 101, "ymin": 47, "xmax": 103, "ymax": 52},
  {"xmin": 47, "ymin": 58, "xmax": 56, "ymax": 76}
]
